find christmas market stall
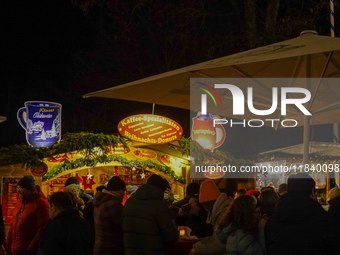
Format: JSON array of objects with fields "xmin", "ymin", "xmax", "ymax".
[
  {"xmin": 40, "ymin": 135, "xmax": 189, "ymax": 200},
  {"xmin": 0, "ymin": 132, "xmax": 190, "ymax": 229}
]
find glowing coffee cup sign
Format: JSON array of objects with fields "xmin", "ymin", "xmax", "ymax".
[
  {"xmin": 191, "ymin": 112, "xmax": 226, "ymax": 151},
  {"xmin": 17, "ymin": 101, "xmax": 61, "ymax": 147},
  {"xmin": 118, "ymin": 114, "xmax": 183, "ymax": 144}
]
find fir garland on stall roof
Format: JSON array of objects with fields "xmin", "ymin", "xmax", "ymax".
[
  {"xmin": 0, "ymin": 144, "xmax": 54, "ymax": 170},
  {"xmin": 42, "ymin": 155, "xmax": 186, "ymax": 183},
  {"xmin": 0, "ymin": 132, "xmax": 129, "ymax": 169},
  {"xmin": 0, "ymin": 133, "xmax": 188, "ymax": 184}
]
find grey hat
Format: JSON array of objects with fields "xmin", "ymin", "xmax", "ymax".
[{"xmin": 127, "ymin": 185, "xmax": 138, "ymax": 196}]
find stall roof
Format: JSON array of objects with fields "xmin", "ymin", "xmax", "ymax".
[{"xmin": 258, "ymin": 142, "xmax": 340, "ymax": 157}]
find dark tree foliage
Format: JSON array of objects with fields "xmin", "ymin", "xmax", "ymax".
[{"xmin": 69, "ymin": 0, "xmax": 339, "ymax": 94}]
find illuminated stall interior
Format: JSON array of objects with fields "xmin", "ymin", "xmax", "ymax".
[
  {"xmin": 252, "ymin": 142, "xmax": 340, "ymax": 203},
  {"xmin": 40, "ymin": 141, "xmax": 189, "ymax": 199}
]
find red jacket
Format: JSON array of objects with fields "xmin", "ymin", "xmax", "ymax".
[{"xmin": 6, "ymin": 185, "xmax": 50, "ymax": 255}]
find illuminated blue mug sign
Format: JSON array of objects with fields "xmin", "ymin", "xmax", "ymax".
[{"xmin": 17, "ymin": 101, "xmax": 62, "ymax": 147}]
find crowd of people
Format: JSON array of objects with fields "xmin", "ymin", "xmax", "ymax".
[{"xmin": 0, "ymin": 173, "xmax": 339, "ymax": 255}]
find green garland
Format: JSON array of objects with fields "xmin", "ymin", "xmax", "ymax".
[
  {"xmin": 0, "ymin": 144, "xmax": 54, "ymax": 169},
  {"xmin": 0, "ymin": 132, "xmax": 129, "ymax": 169},
  {"xmin": 1, "ymin": 133, "xmax": 229, "ymax": 184},
  {"xmin": 53, "ymin": 132, "xmax": 129, "ymax": 158},
  {"xmin": 176, "ymin": 136, "xmax": 190, "ymax": 157},
  {"xmin": 42, "ymin": 155, "xmax": 186, "ymax": 184}
]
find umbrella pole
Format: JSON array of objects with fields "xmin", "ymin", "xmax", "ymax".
[{"xmin": 303, "ymin": 116, "xmax": 310, "ymax": 166}]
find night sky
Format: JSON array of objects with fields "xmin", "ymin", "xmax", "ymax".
[{"xmin": 1, "ymin": 0, "xmax": 336, "ymax": 158}]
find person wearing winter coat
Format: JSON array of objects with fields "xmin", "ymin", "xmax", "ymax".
[
  {"xmin": 259, "ymin": 189, "xmax": 279, "ymax": 219},
  {"xmin": 266, "ymin": 173, "xmax": 340, "ymax": 255},
  {"xmin": 64, "ymin": 183, "xmax": 86, "ymax": 215},
  {"xmin": 327, "ymin": 187, "xmax": 340, "ymax": 225},
  {"xmin": 216, "ymin": 195, "xmax": 267, "ymax": 255},
  {"xmin": 190, "ymin": 179, "xmax": 233, "ymax": 255},
  {"xmin": 123, "ymin": 174, "xmax": 178, "ymax": 255},
  {"xmin": 65, "ymin": 177, "xmax": 93, "ymax": 204},
  {"xmin": 170, "ymin": 182, "xmax": 200, "ymax": 219},
  {"xmin": 83, "ymin": 185, "xmax": 106, "ymax": 230},
  {"xmin": 175, "ymin": 194, "xmax": 213, "ymax": 238},
  {"xmin": 6, "ymin": 175, "xmax": 50, "ymax": 255},
  {"xmin": 38, "ymin": 192, "xmax": 94, "ymax": 255},
  {"xmin": 93, "ymin": 176, "xmax": 126, "ymax": 255}
]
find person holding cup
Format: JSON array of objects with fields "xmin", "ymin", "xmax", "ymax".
[{"xmin": 175, "ymin": 194, "xmax": 213, "ymax": 238}]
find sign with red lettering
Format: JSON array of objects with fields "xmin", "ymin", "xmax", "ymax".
[
  {"xmin": 106, "ymin": 144, "xmax": 130, "ymax": 155},
  {"xmin": 2, "ymin": 177, "xmax": 21, "ymax": 225},
  {"xmin": 133, "ymin": 149, "xmax": 157, "ymax": 159},
  {"xmin": 118, "ymin": 114, "xmax": 183, "ymax": 144}
]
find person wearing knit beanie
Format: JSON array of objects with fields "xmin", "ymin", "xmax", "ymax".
[
  {"xmin": 17, "ymin": 175, "xmax": 36, "ymax": 191},
  {"xmin": 17, "ymin": 175, "xmax": 36, "ymax": 200},
  {"xmin": 123, "ymin": 174, "xmax": 178, "ymax": 254},
  {"xmin": 107, "ymin": 176, "xmax": 126, "ymax": 191},
  {"xmin": 7, "ymin": 176, "xmax": 50, "ymax": 255},
  {"xmin": 92, "ymin": 176, "xmax": 126, "ymax": 254},
  {"xmin": 199, "ymin": 179, "xmax": 220, "ymax": 203},
  {"xmin": 64, "ymin": 184, "xmax": 81, "ymax": 198},
  {"xmin": 64, "ymin": 184, "xmax": 85, "ymax": 212},
  {"xmin": 147, "ymin": 174, "xmax": 166, "ymax": 192},
  {"xmin": 191, "ymin": 180, "xmax": 233, "ymax": 255},
  {"xmin": 245, "ymin": 189, "xmax": 260, "ymax": 199}
]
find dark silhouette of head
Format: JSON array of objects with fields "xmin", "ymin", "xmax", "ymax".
[
  {"xmin": 96, "ymin": 185, "xmax": 106, "ymax": 192},
  {"xmin": 65, "ymin": 177, "xmax": 80, "ymax": 187},
  {"xmin": 107, "ymin": 176, "xmax": 126, "ymax": 191},
  {"xmin": 147, "ymin": 174, "xmax": 166, "ymax": 192},
  {"xmin": 278, "ymin": 183, "xmax": 287, "ymax": 194},
  {"xmin": 50, "ymin": 191, "xmax": 74, "ymax": 210},
  {"xmin": 287, "ymin": 173, "xmax": 315, "ymax": 196},
  {"xmin": 186, "ymin": 182, "xmax": 200, "ymax": 196}
]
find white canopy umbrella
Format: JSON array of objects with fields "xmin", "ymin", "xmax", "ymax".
[{"xmin": 84, "ymin": 31, "xmax": 340, "ymax": 164}]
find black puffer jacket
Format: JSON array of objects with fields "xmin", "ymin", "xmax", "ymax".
[
  {"xmin": 38, "ymin": 208, "xmax": 94, "ymax": 255},
  {"xmin": 123, "ymin": 184, "xmax": 178, "ymax": 255},
  {"xmin": 266, "ymin": 193, "xmax": 340, "ymax": 255}
]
